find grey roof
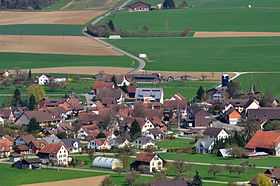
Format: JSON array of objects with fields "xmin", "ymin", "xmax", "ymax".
[
  {"xmin": 219, "ymin": 148, "xmax": 231, "ymax": 157},
  {"xmin": 194, "ymin": 137, "xmax": 215, "ymax": 149},
  {"xmin": 61, "ymin": 138, "xmax": 82, "ymax": 149},
  {"xmin": 248, "ymin": 152, "xmax": 268, "ymax": 157},
  {"xmin": 135, "ymin": 88, "xmax": 163, "ymax": 100},
  {"xmin": 115, "ymin": 137, "xmax": 128, "ymax": 144},
  {"xmin": 135, "ymin": 137, "xmax": 154, "ymax": 144},
  {"xmin": 42, "ymin": 135, "xmax": 61, "ymax": 144},
  {"xmin": 203, "ymin": 127, "xmax": 224, "ymax": 137}
]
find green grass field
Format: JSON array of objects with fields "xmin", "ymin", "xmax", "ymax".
[
  {"xmin": 138, "ymin": 81, "xmax": 216, "ymax": 99},
  {"xmin": 234, "ymin": 73, "xmax": 280, "ymax": 99},
  {"xmin": 155, "ymin": 138, "xmax": 195, "ymax": 149},
  {"xmin": 0, "ymin": 164, "xmax": 155, "ymax": 185},
  {"xmin": 108, "ymin": 37, "xmax": 280, "ymax": 72},
  {"xmin": 160, "ymin": 153, "xmax": 280, "ymax": 168},
  {"xmin": 0, "ymin": 53, "xmax": 135, "ymax": 69},
  {"xmin": 0, "ymin": 24, "xmax": 83, "ymax": 36},
  {"xmin": 104, "ymin": 7, "xmax": 280, "ymax": 33}
]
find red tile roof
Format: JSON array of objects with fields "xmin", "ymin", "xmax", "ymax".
[
  {"xmin": 135, "ymin": 152, "xmax": 156, "ymax": 162},
  {"xmin": 245, "ymin": 131, "xmax": 280, "ymax": 150},
  {"xmin": 40, "ymin": 143, "xmax": 67, "ymax": 154},
  {"xmin": 82, "ymin": 124, "xmax": 100, "ymax": 136},
  {"xmin": 93, "ymin": 81, "xmax": 114, "ymax": 90},
  {"xmin": 93, "ymin": 138, "xmax": 108, "ymax": 146}
]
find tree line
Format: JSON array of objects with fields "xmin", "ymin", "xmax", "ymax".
[{"xmin": 0, "ymin": 0, "xmax": 56, "ymax": 10}]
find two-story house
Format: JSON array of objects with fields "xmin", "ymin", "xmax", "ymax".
[
  {"xmin": 130, "ymin": 152, "xmax": 166, "ymax": 173},
  {"xmin": 37, "ymin": 143, "xmax": 69, "ymax": 165},
  {"xmin": 87, "ymin": 138, "xmax": 111, "ymax": 150}
]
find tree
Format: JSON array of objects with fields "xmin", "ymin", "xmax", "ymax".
[
  {"xmin": 101, "ymin": 176, "xmax": 113, "ymax": 186},
  {"xmin": 111, "ymin": 75, "xmax": 118, "ymax": 88},
  {"xmin": 100, "ymin": 109, "xmax": 119, "ymax": 133},
  {"xmin": 182, "ymin": 26, "xmax": 190, "ymax": 37},
  {"xmin": 242, "ymin": 119, "xmax": 260, "ymax": 143},
  {"xmin": 129, "ymin": 119, "xmax": 141, "ymax": 140},
  {"xmin": 126, "ymin": 170, "xmax": 140, "ymax": 185},
  {"xmin": 263, "ymin": 120, "xmax": 280, "ymax": 131},
  {"xmin": 154, "ymin": 171, "xmax": 167, "ymax": 181},
  {"xmin": 227, "ymin": 81, "xmax": 242, "ymax": 98},
  {"xmin": 257, "ymin": 174, "xmax": 273, "ymax": 186},
  {"xmin": 192, "ymin": 171, "xmax": 202, "ymax": 186},
  {"xmin": 28, "ymin": 117, "xmax": 41, "ymax": 134},
  {"xmin": 11, "ymin": 88, "xmax": 22, "ymax": 107},
  {"xmin": 28, "ymin": 95, "xmax": 36, "ymax": 110},
  {"xmin": 208, "ymin": 165, "xmax": 223, "ymax": 179},
  {"xmin": 114, "ymin": 167, "xmax": 123, "ymax": 176},
  {"xmin": 142, "ymin": 24, "xmax": 149, "ymax": 32},
  {"xmin": 108, "ymin": 19, "xmax": 115, "ymax": 32},
  {"xmin": 226, "ymin": 164, "xmax": 235, "ymax": 176},
  {"xmin": 173, "ymin": 158, "xmax": 193, "ymax": 179},
  {"xmin": 49, "ymin": 82, "xmax": 60, "ymax": 92},
  {"xmin": 163, "ymin": 0, "xmax": 175, "ymax": 9},
  {"xmin": 28, "ymin": 69, "xmax": 32, "ymax": 79},
  {"xmin": 28, "ymin": 84, "xmax": 45, "ymax": 102},
  {"xmin": 196, "ymin": 86, "xmax": 206, "ymax": 102},
  {"xmin": 121, "ymin": 83, "xmax": 128, "ymax": 94},
  {"xmin": 57, "ymin": 132, "xmax": 67, "ymax": 139},
  {"xmin": 235, "ymin": 165, "xmax": 247, "ymax": 177},
  {"xmin": 201, "ymin": 74, "xmax": 207, "ymax": 81},
  {"xmin": 88, "ymin": 149, "xmax": 95, "ymax": 161},
  {"xmin": 96, "ymin": 131, "xmax": 106, "ymax": 139},
  {"xmin": 119, "ymin": 154, "xmax": 131, "ymax": 169},
  {"xmin": 260, "ymin": 91, "xmax": 274, "ymax": 107},
  {"xmin": 227, "ymin": 147, "xmax": 248, "ymax": 158}
]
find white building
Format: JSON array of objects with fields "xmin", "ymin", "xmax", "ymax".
[
  {"xmin": 92, "ymin": 157, "xmax": 123, "ymax": 169},
  {"xmin": 38, "ymin": 75, "xmax": 51, "ymax": 85},
  {"xmin": 37, "ymin": 143, "xmax": 69, "ymax": 165}
]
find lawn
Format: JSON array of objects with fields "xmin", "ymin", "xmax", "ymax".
[
  {"xmin": 138, "ymin": 80, "xmax": 216, "ymax": 99},
  {"xmin": 160, "ymin": 153, "xmax": 280, "ymax": 168},
  {"xmin": 0, "ymin": 163, "xmax": 154, "ymax": 186},
  {"xmin": 166, "ymin": 163, "xmax": 263, "ymax": 182},
  {"xmin": 107, "ymin": 37, "xmax": 280, "ymax": 72},
  {"xmin": 156, "ymin": 138, "xmax": 195, "ymax": 149},
  {"xmin": 0, "ymin": 24, "xmax": 83, "ymax": 36},
  {"xmin": 104, "ymin": 7, "xmax": 280, "ymax": 33},
  {"xmin": 234, "ymin": 73, "xmax": 280, "ymax": 99},
  {"xmin": 0, "ymin": 53, "xmax": 135, "ymax": 70}
]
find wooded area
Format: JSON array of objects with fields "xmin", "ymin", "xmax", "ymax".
[{"xmin": 0, "ymin": 0, "xmax": 56, "ymax": 10}]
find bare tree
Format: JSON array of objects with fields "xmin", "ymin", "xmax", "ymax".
[
  {"xmin": 101, "ymin": 176, "xmax": 113, "ymax": 186},
  {"xmin": 201, "ymin": 74, "xmax": 207, "ymax": 81},
  {"xmin": 173, "ymin": 158, "xmax": 193, "ymax": 179},
  {"xmin": 126, "ymin": 170, "xmax": 140, "ymax": 185},
  {"xmin": 208, "ymin": 164, "xmax": 223, "ymax": 179},
  {"xmin": 100, "ymin": 109, "xmax": 119, "ymax": 133}
]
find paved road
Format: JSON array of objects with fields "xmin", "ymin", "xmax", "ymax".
[{"xmin": 82, "ymin": 0, "xmax": 146, "ymax": 74}]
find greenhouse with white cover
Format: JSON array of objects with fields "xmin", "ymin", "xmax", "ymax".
[{"xmin": 92, "ymin": 157, "xmax": 123, "ymax": 169}]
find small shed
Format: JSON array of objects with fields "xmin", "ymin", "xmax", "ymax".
[{"xmin": 92, "ymin": 157, "xmax": 123, "ymax": 169}]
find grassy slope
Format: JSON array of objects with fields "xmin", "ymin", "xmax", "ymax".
[
  {"xmin": 0, "ymin": 164, "xmax": 154, "ymax": 185},
  {"xmin": 0, "ymin": 53, "xmax": 135, "ymax": 69},
  {"xmin": 138, "ymin": 81, "xmax": 216, "ymax": 99},
  {"xmin": 108, "ymin": 37, "xmax": 280, "ymax": 72},
  {"xmin": 104, "ymin": 8, "xmax": 280, "ymax": 33},
  {"xmin": 160, "ymin": 153, "xmax": 280, "ymax": 168},
  {"xmin": 155, "ymin": 138, "xmax": 195, "ymax": 149},
  {"xmin": 234, "ymin": 73, "xmax": 280, "ymax": 99}
]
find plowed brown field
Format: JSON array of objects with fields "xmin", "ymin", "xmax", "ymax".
[
  {"xmin": 0, "ymin": 10, "xmax": 106, "ymax": 25},
  {"xmin": 0, "ymin": 35, "xmax": 122, "ymax": 56}
]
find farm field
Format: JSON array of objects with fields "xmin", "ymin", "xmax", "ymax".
[
  {"xmin": 130, "ymin": 0, "xmax": 280, "ymax": 8},
  {"xmin": 159, "ymin": 153, "xmax": 280, "ymax": 168},
  {"xmin": 65, "ymin": 0, "xmax": 123, "ymax": 10},
  {"xmin": 155, "ymin": 138, "xmax": 195, "ymax": 149},
  {"xmin": 108, "ymin": 37, "xmax": 280, "ymax": 72},
  {"xmin": 234, "ymin": 73, "xmax": 280, "ymax": 98},
  {"xmin": 137, "ymin": 81, "xmax": 217, "ymax": 99},
  {"xmin": 0, "ymin": 10, "xmax": 106, "ymax": 25},
  {"xmin": 0, "ymin": 35, "xmax": 122, "ymax": 56},
  {"xmin": 0, "ymin": 24, "xmax": 83, "ymax": 36},
  {"xmin": 0, "ymin": 53, "xmax": 134, "ymax": 70},
  {"xmin": 103, "ymin": 8, "xmax": 280, "ymax": 33}
]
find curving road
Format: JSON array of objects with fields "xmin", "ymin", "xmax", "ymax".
[{"xmin": 82, "ymin": 0, "xmax": 146, "ymax": 74}]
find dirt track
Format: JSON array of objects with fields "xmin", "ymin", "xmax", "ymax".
[
  {"xmin": 194, "ymin": 31, "xmax": 280, "ymax": 38},
  {"xmin": 0, "ymin": 35, "xmax": 122, "ymax": 56},
  {"xmin": 0, "ymin": 10, "xmax": 106, "ymax": 25},
  {"xmin": 21, "ymin": 175, "xmax": 107, "ymax": 186}
]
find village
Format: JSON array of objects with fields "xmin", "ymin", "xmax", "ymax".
[{"xmin": 0, "ymin": 69, "xmax": 279, "ymax": 186}]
